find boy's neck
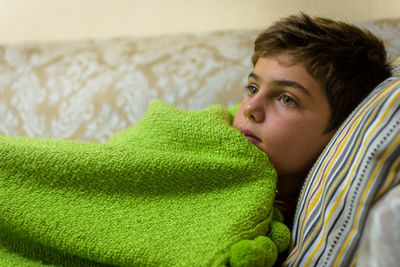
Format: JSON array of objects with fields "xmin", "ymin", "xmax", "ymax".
[
  {"xmin": 275, "ymin": 173, "xmax": 305, "ymax": 228},
  {"xmin": 276, "ymin": 173, "xmax": 305, "ymax": 202}
]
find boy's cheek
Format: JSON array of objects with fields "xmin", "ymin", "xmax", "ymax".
[
  {"xmin": 232, "ymin": 104, "xmax": 246, "ymax": 130},
  {"xmin": 232, "ymin": 110, "xmax": 241, "ymax": 130}
]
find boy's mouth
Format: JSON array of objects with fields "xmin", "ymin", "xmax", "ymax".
[{"xmin": 238, "ymin": 127, "xmax": 262, "ymax": 145}]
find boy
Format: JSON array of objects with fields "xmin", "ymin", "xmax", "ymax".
[
  {"xmin": 233, "ymin": 13, "xmax": 392, "ymax": 227},
  {"xmin": 0, "ymin": 13, "xmax": 393, "ymax": 267}
]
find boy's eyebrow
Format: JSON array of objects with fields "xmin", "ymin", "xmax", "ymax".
[
  {"xmin": 248, "ymin": 72, "xmax": 261, "ymax": 82},
  {"xmin": 272, "ymin": 80, "xmax": 311, "ymax": 96},
  {"xmin": 248, "ymin": 71, "xmax": 311, "ymax": 96}
]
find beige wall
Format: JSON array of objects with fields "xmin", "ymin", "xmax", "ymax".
[{"xmin": 1, "ymin": 0, "xmax": 399, "ymax": 44}]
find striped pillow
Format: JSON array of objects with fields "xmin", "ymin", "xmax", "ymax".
[{"xmin": 285, "ymin": 56, "xmax": 400, "ymax": 267}]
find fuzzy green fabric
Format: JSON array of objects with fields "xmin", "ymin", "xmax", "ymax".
[{"xmin": 0, "ymin": 100, "xmax": 290, "ymax": 266}]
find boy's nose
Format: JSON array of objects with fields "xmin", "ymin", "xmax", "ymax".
[{"xmin": 243, "ymin": 99, "xmax": 265, "ymax": 122}]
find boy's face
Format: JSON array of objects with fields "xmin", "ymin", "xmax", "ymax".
[{"xmin": 233, "ymin": 55, "xmax": 335, "ymax": 179}]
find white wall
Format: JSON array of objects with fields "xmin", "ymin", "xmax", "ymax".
[{"xmin": 1, "ymin": 0, "xmax": 399, "ymax": 44}]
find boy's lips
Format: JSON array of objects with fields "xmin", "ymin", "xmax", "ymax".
[{"xmin": 238, "ymin": 127, "xmax": 262, "ymax": 145}]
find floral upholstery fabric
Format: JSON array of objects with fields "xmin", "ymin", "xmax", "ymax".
[
  {"xmin": 0, "ymin": 31, "xmax": 257, "ymax": 142},
  {"xmin": 0, "ymin": 19, "xmax": 399, "ymax": 142},
  {"xmin": 356, "ymin": 185, "xmax": 400, "ymax": 267}
]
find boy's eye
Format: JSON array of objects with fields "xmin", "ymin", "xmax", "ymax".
[
  {"xmin": 280, "ymin": 95, "xmax": 296, "ymax": 106},
  {"xmin": 245, "ymin": 85, "xmax": 258, "ymax": 96}
]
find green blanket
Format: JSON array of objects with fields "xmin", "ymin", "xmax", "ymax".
[{"xmin": 0, "ymin": 100, "xmax": 290, "ymax": 266}]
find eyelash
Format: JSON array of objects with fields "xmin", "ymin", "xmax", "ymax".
[
  {"xmin": 278, "ymin": 95, "xmax": 297, "ymax": 106},
  {"xmin": 244, "ymin": 85, "xmax": 258, "ymax": 96},
  {"xmin": 244, "ymin": 85, "xmax": 298, "ymax": 107}
]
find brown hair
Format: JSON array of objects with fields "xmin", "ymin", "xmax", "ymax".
[{"xmin": 252, "ymin": 13, "xmax": 392, "ymax": 131}]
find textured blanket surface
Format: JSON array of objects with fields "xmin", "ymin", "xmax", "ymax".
[{"xmin": 0, "ymin": 100, "xmax": 283, "ymax": 266}]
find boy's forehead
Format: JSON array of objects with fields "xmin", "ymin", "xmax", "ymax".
[
  {"xmin": 254, "ymin": 55, "xmax": 326, "ymax": 95},
  {"xmin": 255, "ymin": 54, "xmax": 299, "ymax": 67}
]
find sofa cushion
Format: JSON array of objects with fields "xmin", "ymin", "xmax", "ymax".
[
  {"xmin": 0, "ymin": 30, "xmax": 256, "ymax": 141},
  {"xmin": 356, "ymin": 184, "xmax": 400, "ymax": 267},
  {"xmin": 285, "ymin": 56, "xmax": 400, "ymax": 266}
]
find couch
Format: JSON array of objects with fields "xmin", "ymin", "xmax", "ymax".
[{"xmin": 1, "ymin": 17, "xmax": 399, "ymax": 266}]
